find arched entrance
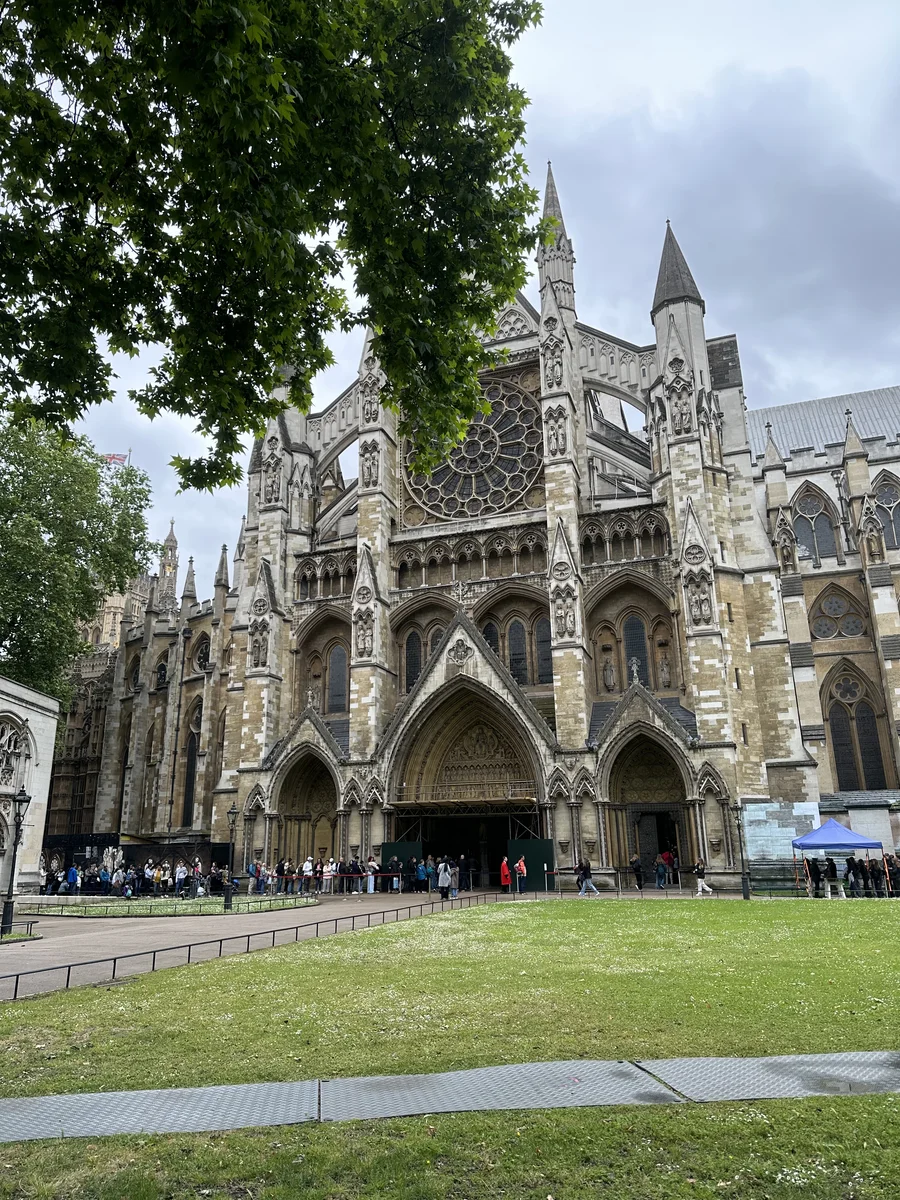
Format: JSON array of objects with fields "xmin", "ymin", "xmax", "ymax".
[
  {"xmin": 390, "ymin": 687, "xmax": 542, "ymax": 881},
  {"xmin": 608, "ymin": 735, "xmax": 695, "ymax": 872},
  {"xmin": 276, "ymin": 754, "xmax": 340, "ymax": 865}
]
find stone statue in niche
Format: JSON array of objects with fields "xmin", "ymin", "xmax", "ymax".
[
  {"xmin": 543, "ymin": 338, "xmax": 564, "ymax": 391},
  {"xmin": 688, "ymin": 578, "xmax": 713, "ymax": 627},
  {"xmin": 557, "ymin": 416, "xmax": 567, "ymax": 453},
  {"xmin": 360, "ymin": 442, "xmax": 379, "ymax": 488},
  {"xmin": 602, "ymin": 657, "xmax": 616, "ymax": 692},
  {"xmin": 866, "ymin": 527, "xmax": 884, "ymax": 563},
  {"xmin": 355, "ymin": 610, "xmax": 374, "ymax": 657},
  {"xmin": 628, "ymin": 656, "xmax": 640, "ymax": 685},
  {"xmin": 700, "ymin": 580, "xmax": 712, "ymax": 623},
  {"xmin": 658, "ymin": 655, "xmax": 671, "ymax": 688},
  {"xmin": 779, "ymin": 539, "xmax": 794, "ymax": 570},
  {"xmin": 250, "ymin": 620, "xmax": 269, "ymax": 668},
  {"xmin": 554, "ymin": 595, "xmax": 567, "ymax": 638},
  {"xmin": 671, "ymin": 391, "xmax": 693, "ymax": 436},
  {"xmin": 263, "ymin": 463, "xmax": 277, "ymax": 504},
  {"xmin": 565, "ymin": 600, "xmax": 576, "ymax": 637},
  {"xmin": 548, "ymin": 423, "xmax": 558, "ymax": 455}
]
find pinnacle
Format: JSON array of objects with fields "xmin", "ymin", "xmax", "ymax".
[
  {"xmin": 181, "ymin": 556, "xmax": 197, "ymax": 599},
  {"xmin": 843, "ymin": 408, "xmax": 867, "ymax": 459},
  {"xmin": 543, "ymin": 162, "xmax": 567, "ymax": 236},
  {"xmin": 652, "ymin": 222, "xmax": 704, "ymax": 317}
]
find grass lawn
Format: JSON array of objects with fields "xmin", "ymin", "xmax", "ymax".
[
  {"xmin": 18, "ymin": 895, "xmax": 318, "ymax": 918},
  {"xmin": 0, "ymin": 933, "xmax": 38, "ymax": 944},
  {"xmin": 1, "ymin": 899, "xmax": 897, "ymax": 1099},
  {"xmin": 2, "ymin": 1098, "xmax": 899, "ymax": 1199}
]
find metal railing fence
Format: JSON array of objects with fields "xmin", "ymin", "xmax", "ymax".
[{"xmin": 0, "ymin": 892, "xmax": 505, "ymax": 1002}]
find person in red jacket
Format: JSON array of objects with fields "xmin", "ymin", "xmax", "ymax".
[{"xmin": 500, "ymin": 856, "xmax": 512, "ymax": 893}]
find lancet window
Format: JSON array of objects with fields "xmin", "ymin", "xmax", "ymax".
[
  {"xmin": 792, "ymin": 487, "xmax": 839, "ymax": 566},
  {"xmin": 825, "ymin": 670, "xmax": 888, "ymax": 791},
  {"xmin": 873, "ymin": 476, "xmax": 900, "ymax": 549}
]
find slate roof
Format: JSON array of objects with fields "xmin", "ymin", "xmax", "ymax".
[
  {"xmin": 651, "ymin": 223, "xmax": 703, "ymax": 316},
  {"xmin": 325, "ymin": 717, "xmax": 350, "ymax": 756},
  {"xmin": 747, "ymin": 386, "xmax": 900, "ymax": 460},
  {"xmin": 818, "ymin": 791, "xmax": 900, "ymax": 810},
  {"xmin": 588, "ymin": 697, "xmax": 698, "ymax": 743}
]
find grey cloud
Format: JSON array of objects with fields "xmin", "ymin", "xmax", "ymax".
[{"xmin": 524, "ymin": 67, "xmax": 900, "ymax": 407}]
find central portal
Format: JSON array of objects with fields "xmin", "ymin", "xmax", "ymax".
[
  {"xmin": 392, "ymin": 690, "xmax": 541, "ymax": 884},
  {"xmin": 609, "ymin": 734, "xmax": 693, "ymax": 874}
]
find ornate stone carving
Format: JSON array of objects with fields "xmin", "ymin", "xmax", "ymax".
[
  {"xmin": 554, "ymin": 587, "xmax": 577, "ymax": 639},
  {"xmin": 551, "ymin": 561, "xmax": 572, "ymax": 581},
  {"xmin": 249, "ymin": 620, "xmax": 269, "ymax": 668},
  {"xmin": 684, "ymin": 544, "xmax": 705, "ymax": 566},
  {"xmin": 360, "ymin": 356, "xmax": 382, "ymax": 424},
  {"xmin": 545, "ymin": 405, "xmax": 568, "ymax": 455},
  {"xmin": 252, "ymin": 596, "xmax": 268, "ymax": 615},
  {"xmin": 686, "ymin": 576, "xmax": 714, "ymax": 627},
  {"xmin": 404, "ymin": 378, "xmax": 543, "ymax": 521},
  {"xmin": 658, "ymin": 655, "xmax": 671, "ymax": 688},
  {"xmin": 602, "ymin": 657, "xmax": 616, "ymax": 692},
  {"xmin": 360, "ymin": 441, "xmax": 380, "ymax": 488},
  {"xmin": 495, "ymin": 308, "xmax": 529, "ymax": 339},
  {"xmin": 447, "ymin": 638, "xmax": 474, "ymax": 665},
  {"xmin": 355, "ymin": 586, "xmax": 373, "ymax": 605},
  {"xmin": 354, "ymin": 609, "xmax": 374, "ymax": 658},
  {"xmin": 542, "ymin": 336, "xmax": 564, "ymax": 391}
]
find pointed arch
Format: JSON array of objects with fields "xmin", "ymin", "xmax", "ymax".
[
  {"xmin": 808, "ymin": 584, "xmax": 868, "ymax": 640},
  {"xmin": 871, "ymin": 470, "xmax": 900, "ymax": 549},
  {"xmin": 573, "ymin": 768, "xmax": 597, "ymax": 804},
  {"xmin": 547, "ymin": 768, "xmax": 571, "ymax": 802},
  {"xmin": 598, "ymin": 721, "xmax": 696, "ymax": 800},
  {"xmin": 584, "ymin": 567, "xmax": 673, "ymax": 618},
  {"xmin": 696, "ymin": 762, "xmax": 729, "ymax": 801},
  {"xmin": 342, "ymin": 780, "xmax": 363, "ymax": 810},
  {"xmin": 790, "ymin": 481, "xmax": 842, "ymax": 566},
  {"xmin": 820, "ymin": 659, "xmax": 890, "ymax": 791}
]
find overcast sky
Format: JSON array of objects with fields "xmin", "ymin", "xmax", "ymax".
[{"xmin": 78, "ymin": 0, "xmax": 900, "ymax": 594}]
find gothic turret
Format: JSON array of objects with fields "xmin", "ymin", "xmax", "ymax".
[
  {"xmin": 537, "ymin": 163, "xmax": 575, "ymax": 319},
  {"xmin": 652, "ymin": 221, "xmax": 704, "ymax": 318},
  {"xmin": 158, "ymin": 519, "xmax": 179, "ymax": 616},
  {"xmin": 180, "ymin": 556, "xmax": 197, "ymax": 607}
]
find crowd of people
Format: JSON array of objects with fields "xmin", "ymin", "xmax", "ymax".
[
  {"xmin": 803, "ymin": 854, "xmax": 899, "ymax": 899},
  {"xmin": 41, "ymin": 859, "xmax": 233, "ymax": 899},
  {"xmin": 244, "ymin": 853, "xmax": 485, "ymax": 899},
  {"xmin": 626, "ymin": 852, "xmax": 713, "ymax": 896}
]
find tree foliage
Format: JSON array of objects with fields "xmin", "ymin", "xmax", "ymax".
[
  {"xmin": 0, "ymin": 1, "xmax": 543, "ymax": 489},
  {"xmin": 0, "ymin": 420, "xmax": 156, "ymax": 700}
]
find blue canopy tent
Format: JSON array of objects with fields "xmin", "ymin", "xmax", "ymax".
[
  {"xmin": 792, "ymin": 818, "xmax": 890, "ymax": 896},
  {"xmin": 792, "ymin": 818, "xmax": 883, "ymax": 853}
]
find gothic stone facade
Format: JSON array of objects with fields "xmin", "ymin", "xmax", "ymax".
[{"xmin": 46, "ymin": 168, "xmax": 900, "ymax": 880}]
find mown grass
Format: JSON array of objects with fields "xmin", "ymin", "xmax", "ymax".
[
  {"xmin": 3, "ymin": 1097, "xmax": 899, "ymax": 1199},
  {"xmin": 1, "ymin": 899, "xmax": 897, "ymax": 1100}
]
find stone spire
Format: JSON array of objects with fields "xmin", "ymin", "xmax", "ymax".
[
  {"xmin": 651, "ymin": 221, "xmax": 704, "ymax": 318},
  {"xmin": 181, "ymin": 556, "xmax": 196, "ymax": 602},
  {"xmin": 842, "ymin": 408, "xmax": 867, "ymax": 460},
  {"xmin": 214, "ymin": 544, "xmax": 229, "ymax": 589},
  {"xmin": 537, "ymin": 161, "xmax": 575, "ymax": 316},
  {"xmin": 762, "ymin": 423, "xmax": 785, "ymax": 470}
]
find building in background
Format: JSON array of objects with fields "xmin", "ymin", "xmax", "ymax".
[
  {"xmin": 43, "ymin": 168, "xmax": 900, "ymax": 884},
  {"xmin": 1, "ymin": 675, "xmax": 58, "ymax": 893}
]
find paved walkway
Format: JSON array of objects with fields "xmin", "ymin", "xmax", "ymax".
[
  {"xmin": 1, "ymin": 1052, "xmax": 898, "ymax": 1142},
  {"xmin": 0, "ymin": 887, "xmax": 735, "ymax": 1000},
  {"xmin": 0, "ymin": 891, "xmax": 500, "ymax": 998}
]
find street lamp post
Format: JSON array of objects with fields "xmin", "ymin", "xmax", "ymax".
[
  {"xmin": 729, "ymin": 801, "xmax": 751, "ymax": 901},
  {"xmin": 2, "ymin": 787, "xmax": 32, "ymax": 936},
  {"xmin": 225, "ymin": 803, "xmax": 239, "ymax": 912}
]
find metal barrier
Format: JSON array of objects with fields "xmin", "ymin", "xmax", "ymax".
[
  {"xmin": 0, "ymin": 920, "xmax": 39, "ymax": 939},
  {"xmin": 0, "ymin": 892, "xmax": 505, "ymax": 1002}
]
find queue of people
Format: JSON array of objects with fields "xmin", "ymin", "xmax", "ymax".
[{"xmin": 803, "ymin": 854, "xmax": 899, "ymax": 899}]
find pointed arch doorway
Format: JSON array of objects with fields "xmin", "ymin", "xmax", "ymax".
[
  {"xmin": 608, "ymin": 735, "xmax": 696, "ymax": 874},
  {"xmin": 276, "ymin": 753, "xmax": 340, "ymax": 865},
  {"xmin": 390, "ymin": 687, "xmax": 543, "ymax": 884}
]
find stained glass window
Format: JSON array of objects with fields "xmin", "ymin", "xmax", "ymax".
[
  {"xmin": 856, "ymin": 701, "xmax": 886, "ymax": 789},
  {"xmin": 622, "ymin": 615, "xmax": 650, "ymax": 686},
  {"xmin": 508, "ymin": 621, "xmax": 529, "ymax": 684},
  {"xmin": 482, "ymin": 622, "xmax": 500, "ymax": 655},
  {"xmin": 182, "ymin": 731, "xmax": 198, "ymax": 826},
  {"xmin": 793, "ymin": 491, "xmax": 838, "ymax": 564},
  {"xmin": 875, "ymin": 481, "xmax": 900, "ymax": 549},
  {"xmin": 536, "ymin": 617, "xmax": 553, "ymax": 685},
  {"xmin": 327, "ymin": 644, "xmax": 348, "ymax": 712},
  {"xmin": 829, "ymin": 703, "xmax": 859, "ymax": 790},
  {"xmin": 405, "ymin": 632, "xmax": 422, "ymax": 693}
]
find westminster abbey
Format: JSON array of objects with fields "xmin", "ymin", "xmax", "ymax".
[{"xmin": 45, "ymin": 166, "xmax": 900, "ymax": 884}]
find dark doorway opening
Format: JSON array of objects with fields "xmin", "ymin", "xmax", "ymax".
[
  {"xmin": 633, "ymin": 809, "xmax": 681, "ymax": 875},
  {"xmin": 393, "ymin": 808, "xmax": 541, "ymax": 888}
]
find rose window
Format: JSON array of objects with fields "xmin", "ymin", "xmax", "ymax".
[
  {"xmin": 404, "ymin": 379, "xmax": 543, "ymax": 520},
  {"xmin": 833, "ymin": 676, "xmax": 861, "ymax": 702},
  {"xmin": 810, "ymin": 590, "xmax": 867, "ymax": 640}
]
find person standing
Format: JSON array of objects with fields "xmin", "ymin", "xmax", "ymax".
[
  {"xmin": 654, "ymin": 854, "xmax": 667, "ymax": 890},
  {"xmin": 366, "ymin": 855, "xmax": 378, "ymax": 894},
  {"xmin": 437, "ymin": 858, "xmax": 451, "ymax": 900},
  {"xmin": 514, "ymin": 855, "xmax": 527, "ymax": 895},
  {"xmin": 449, "ymin": 859, "xmax": 460, "ymax": 899},
  {"xmin": 577, "ymin": 860, "xmax": 599, "ymax": 898},
  {"xmin": 805, "ymin": 857, "xmax": 822, "ymax": 898},
  {"xmin": 416, "ymin": 859, "xmax": 428, "ymax": 893},
  {"xmin": 693, "ymin": 857, "xmax": 713, "ymax": 896},
  {"xmin": 662, "ymin": 848, "xmax": 674, "ymax": 885},
  {"xmin": 845, "ymin": 856, "xmax": 861, "ymax": 899},
  {"xmin": 458, "ymin": 855, "xmax": 470, "ymax": 891},
  {"xmin": 629, "ymin": 853, "xmax": 643, "ymax": 892},
  {"xmin": 869, "ymin": 857, "xmax": 885, "ymax": 898},
  {"xmin": 66, "ymin": 862, "xmax": 79, "ymax": 895},
  {"xmin": 500, "ymin": 856, "xmax": 511, "ymax": 893}
]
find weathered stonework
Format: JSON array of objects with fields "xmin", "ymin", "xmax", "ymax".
[{"xmin": 44, "ymin": 168, "xmax": 900, "ymax": 881}]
